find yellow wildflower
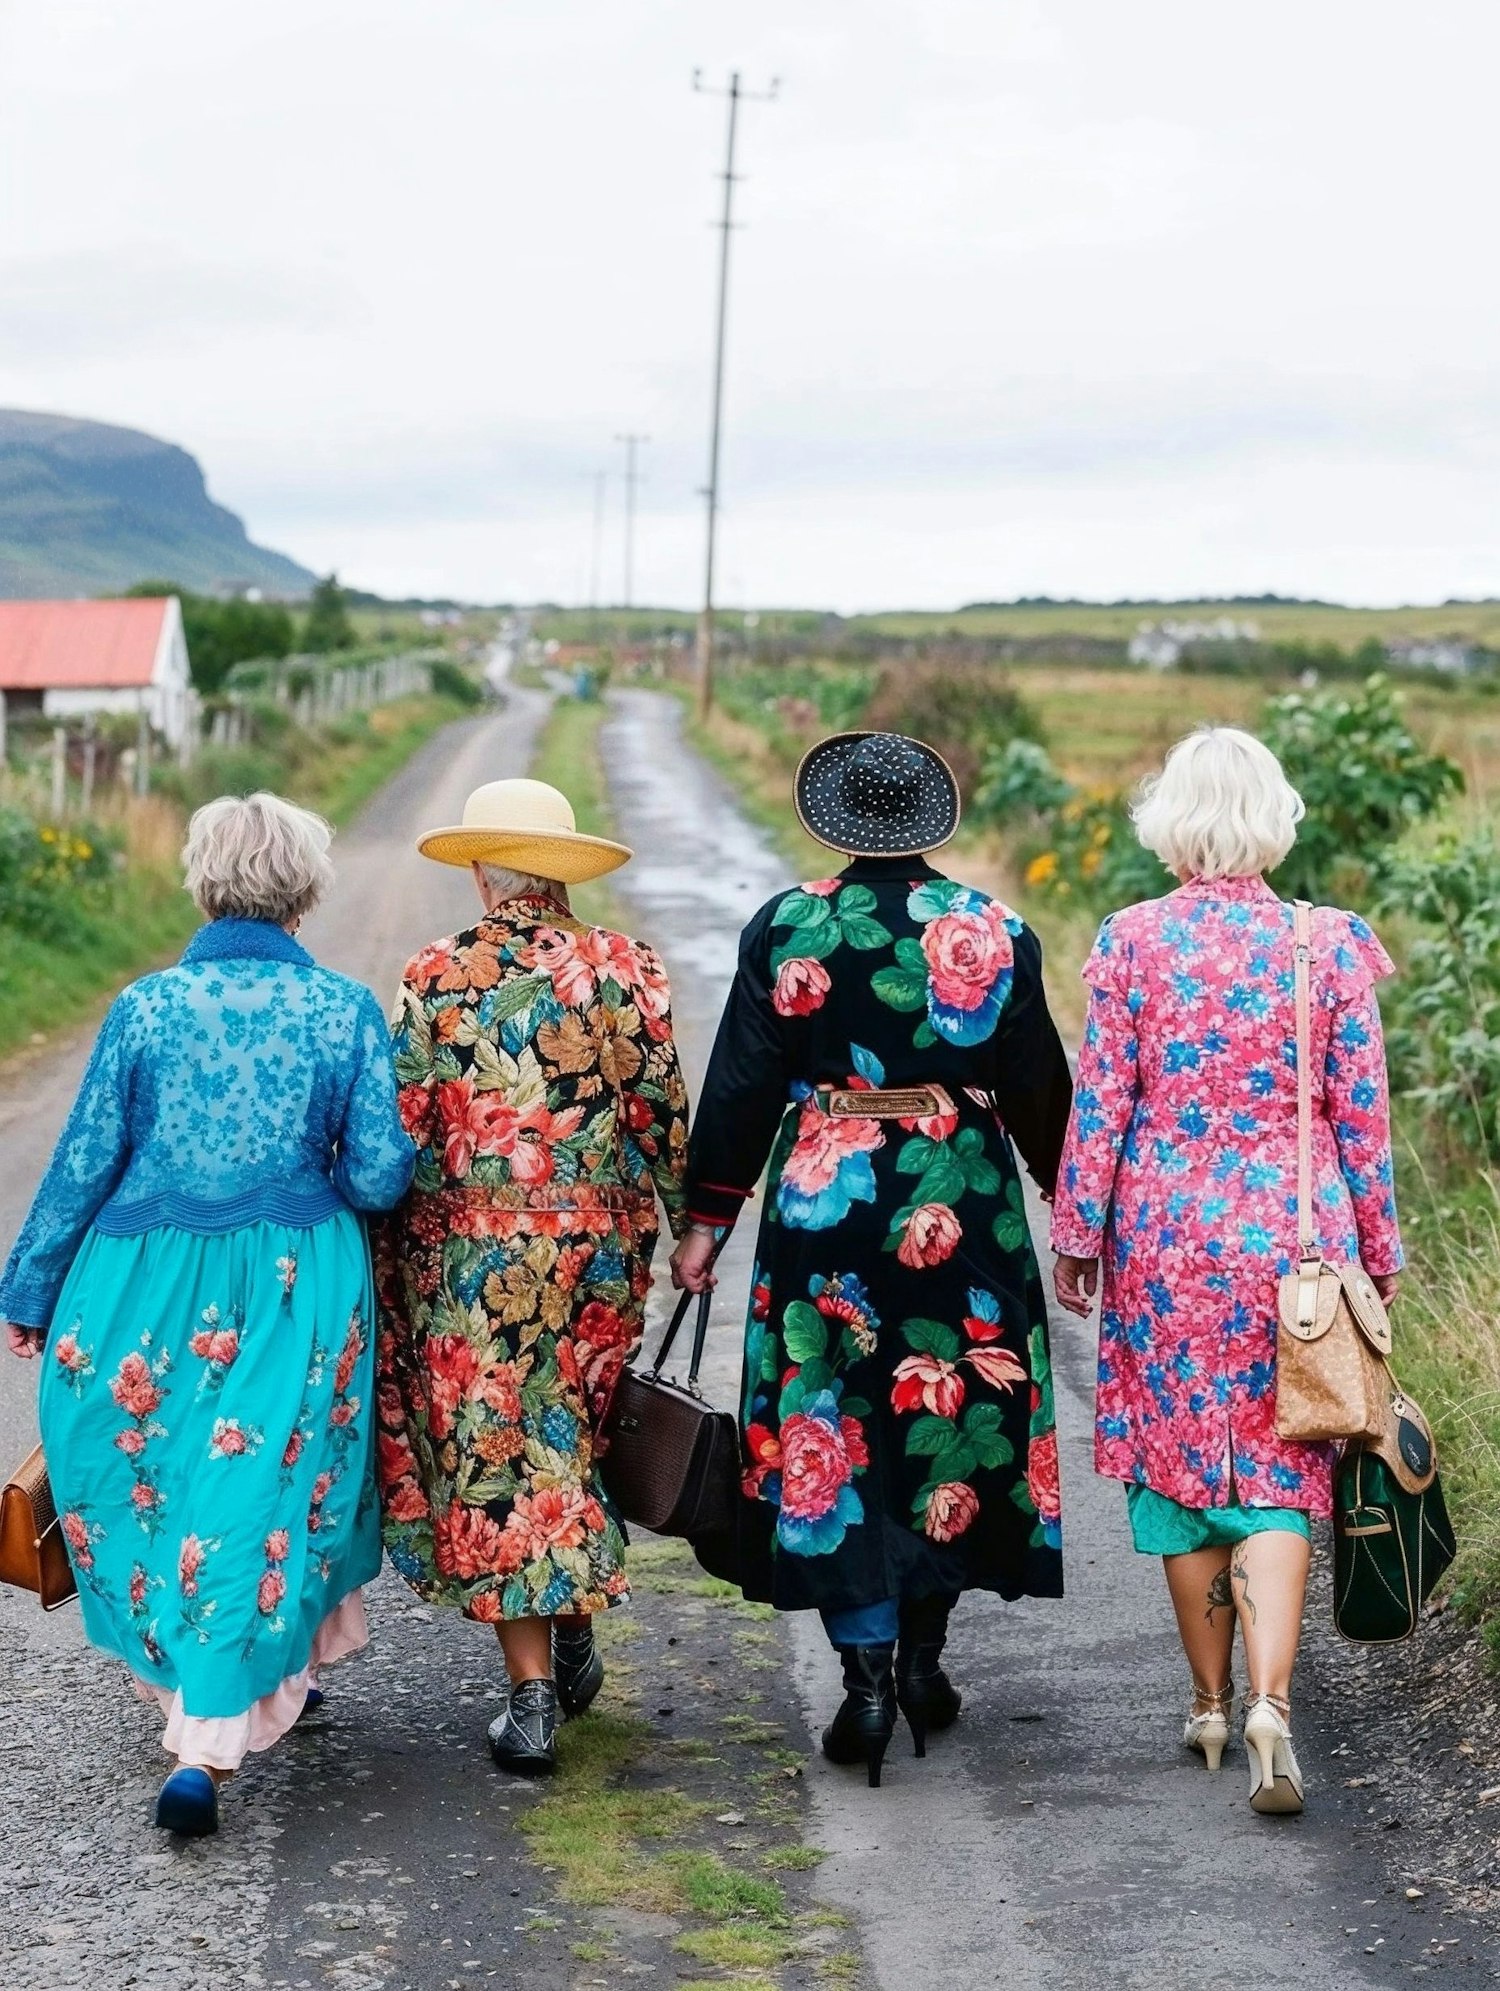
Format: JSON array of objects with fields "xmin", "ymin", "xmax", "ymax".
[
  {"xmin": 1091, "ymin": 823, "xmax": 1112, "ymax": 847},
  {"xmin": 39, "ymin": 826, "xmax": 57, "ymax": 843},
  {"xmin": 1025, "ymin": 852, "xmax": 1060, "ymax": 887},
  {"xmin": 1080, "ymin": 848, "xmax": 1103, "ymax": 880}
]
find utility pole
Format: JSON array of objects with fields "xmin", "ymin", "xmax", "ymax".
[
  {"xmin": 585, "ymin": 469, "xmax": 607, "ymax": 634},
  {"xmin": 692, "ymin": 68, "xmax": 779, "ymax": 717},
  {"xmin": 614, "ymin": 432, "xmax": 649, "ymax": 611}
]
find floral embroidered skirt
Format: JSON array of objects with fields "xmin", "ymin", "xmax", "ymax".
[
  {"xmin": 736, "ymin": 1095, "xmax": 1065, "ymax": 1617},
  {"xmin": 38, "ymin": 1215, "xmax": 382, "ymax": 1764},
  {"xmin": 374, "ymin": 1187, "xmax": 653, "ymax": 1621}
]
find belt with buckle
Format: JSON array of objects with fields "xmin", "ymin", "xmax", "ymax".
[{"xmin": 817, "ymin": 1084, "xmax": 956, "ymax": 1120}]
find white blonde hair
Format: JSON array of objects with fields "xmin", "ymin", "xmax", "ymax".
[
  {"xmin": 183, "ymin": 791, "xmax": 335, "ymax": 926},
  {"xmin": 1132, "ymin": 727, "xmax": 1305, "ymax": 881}
]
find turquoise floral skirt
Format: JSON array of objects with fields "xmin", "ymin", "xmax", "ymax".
[
  {"xmin": 1126, "ymin": 1485, "xmax": 1311, "ymax": 1555},
  {"xmin": 38, "ymin": 1215, "xmax": 382, "ymax": 1762}
]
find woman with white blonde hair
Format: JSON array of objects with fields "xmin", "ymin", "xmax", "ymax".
[
  {"xmin": 1049, "ymin": 727, "xmax": 1403, "ymax": 1818},
  {"xmin": 0, "ymin": 791, "xmax": 413, "ymax": 1836}
]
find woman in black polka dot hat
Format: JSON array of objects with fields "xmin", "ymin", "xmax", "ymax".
[{"xmin": 673, "ymin": 731, "xmax": 1074, "ymax": 1789}]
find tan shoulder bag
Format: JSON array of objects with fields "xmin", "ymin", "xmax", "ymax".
[{"xmin": 1274, "ymin": 900, "xmax": 1392, "ymax": 1443}]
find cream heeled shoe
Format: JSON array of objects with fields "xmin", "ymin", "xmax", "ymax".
[
  {"xmin": 1244, "ymin": 1693, "xmax": 1304, "ymax": 1814},
  {"xmin": 1183, "ymin": 1683, "xmax": 1233, "ymax": 1772}
]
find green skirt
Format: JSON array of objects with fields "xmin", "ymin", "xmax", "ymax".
[{"xmin": 1127, "ymin": 1485, "xmax": 1311, "ymax": 1556}]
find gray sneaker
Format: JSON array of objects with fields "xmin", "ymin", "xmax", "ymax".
[{"xmin": 488, "ymin": 1678, "xmax": 559, "ymax": 1777}]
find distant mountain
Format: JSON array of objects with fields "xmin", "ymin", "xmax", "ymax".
[{"xmin": 0, "ymin": 410, "xmax": 315, "ymax": 599}]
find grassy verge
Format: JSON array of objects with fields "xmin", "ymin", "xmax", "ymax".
[
  {"xmin": 0, "ymin": 692, "xmax": 469, "ymax": 1064},
  {"xmin": 526, "ymin": 693, "xmax": 625, "ymax": 931},
  {"xmin": 515, "ymin": 1539, "xmax": 853, "ymax": 1986}
]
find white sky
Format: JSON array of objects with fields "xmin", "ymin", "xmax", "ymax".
[{"xmin": 1, "ymin": 1, "xmax": 1495, "ymax": 609}]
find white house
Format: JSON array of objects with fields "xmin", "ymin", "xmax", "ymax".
[
  {"xmin": 1127, "ymin": 616, "xmax": 1262, "ymax": 670},
  {"xmin": 0, "ymin": 596, "xmax": 193, "ymax": 745}
]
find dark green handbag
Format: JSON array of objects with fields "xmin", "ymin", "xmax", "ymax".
[{"xmin": 1332, "ymin": 1383, "xmax": 1456, "ymax": 1644}]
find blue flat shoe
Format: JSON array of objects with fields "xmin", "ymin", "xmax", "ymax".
[
  {"xmin": 154, "ymin": 1767, "xmax": 219, "ymax": 1836},
  {"xmin": 303, "ymin": 1686, "xmax": 326, "ymax": 1714}
]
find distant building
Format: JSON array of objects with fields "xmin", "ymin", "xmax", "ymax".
[
  {"xmin": 0, "ymin": 596, "xmax": 192, "ymax": 744},
  {"xmin": 1128, "ymin": 616, "xmax": 1261, "ymax": 669},
  {"xmin": 1385, "ymin": 638, "xmax": 1481, "ymax": 676}
]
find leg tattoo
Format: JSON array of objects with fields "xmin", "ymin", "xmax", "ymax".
[
  {"xmin": 1232, "ymin": 1547, "xmax": 1257, "ymax": 1625},
  {"xmin": 1205, "ymin": 1567, "xmax": 1234, "ymax": 1621}
]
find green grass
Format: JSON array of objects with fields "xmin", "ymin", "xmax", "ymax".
[
  {"xmin": 762, "ymin": 1845, "xmax": 827, "ymax": 1872},
  {"xmin": 0, "ymin": 692, "xmax": 471, "ymax": 1065},
  {"xmin": 525, "ymin": 693, "xmax": 623, "ymax": 930},
  {"xmin": 674, "ymin": 1923, "xmax": 800, "ymax": 1968}
]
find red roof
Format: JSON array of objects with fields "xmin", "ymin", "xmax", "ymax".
[{"xmin": 0, "ymin": 598, "xmax": 172, "ymax": 691}]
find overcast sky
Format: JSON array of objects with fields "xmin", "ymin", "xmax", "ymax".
[{"xmin": 1, "ymin": 2, "xmax": 1495, "ymax": 609}]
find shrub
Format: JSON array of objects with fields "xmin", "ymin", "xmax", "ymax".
[
  {"xmin": 1261, "ymin": 676, "xmax": 1463, "ymax": 901},
  {"xmin": 1376, "ymin": 827, "xmax": 1500, "ymax": 1167},
  {"xmin": 430, "ymin": 657, "xmax": 483, "ymax": 706},
  {"xmin": 0, "ymin": 807, "xmax": 118, "ymax": 944},
  {"xmin": 861, "ymin": 661, "xmax": 1043, "ymax": 794}
]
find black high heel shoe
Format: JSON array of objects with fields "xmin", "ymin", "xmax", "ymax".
[
  {"xmin": 554, "ymin": 1621, "xmax": 604, "ymax": 1720},
  {"xmin": 894, "ymin": 1596, "xmax": 961, "ymax": 1758},
  {"xmin": 820, "ymin": 1643, "xmax": 897, "ymax": 1788},
  {"xmin": 488, "ymin": 1678, "xmax": 559, "ymax": 1777}
]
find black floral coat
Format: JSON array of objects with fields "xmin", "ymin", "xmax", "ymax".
[{"xmin": 687, "ymin": 857, "xmax": 1074, "ymax": 1616}]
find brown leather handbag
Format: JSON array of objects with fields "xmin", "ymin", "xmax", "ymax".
[
  {"xmin": 0, "ymin": 1444, "xmax": 78, "ymax": 1610},
  {"xmin": 601, "ymin": 1288, "xmax": 741, "ymax": 1539},
  {"xmin": 1274, "ymin": 900, "xmax": 1393, "ymax": 1444}
]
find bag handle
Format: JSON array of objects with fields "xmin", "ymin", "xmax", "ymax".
[
  {"xmin": 1292, "ymin": 898, "xmax": 1316, "ymax": 1259},
  {"xmin": 646, "ymin": 1288, "xmax": 715, "ymax": 1394}
]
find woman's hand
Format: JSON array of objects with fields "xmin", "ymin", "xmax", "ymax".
[
  {"xmin": 5, "ymin": 1323, "xmax": 45, "ymax": 1359},
  {"xmin": 670, "ymin": 1228, "xmax": 719, "ymax": 1295},
  {"xmin": 1372, "ymin": 1272, "xmax": 1401, "ymax": 1308},
  {"xmin": 1052, "ymin": 1254, "xmax": 1100, "ymax": 1319}
]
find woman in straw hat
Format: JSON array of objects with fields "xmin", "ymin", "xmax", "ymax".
[
  {"xmin": 673, "ymin": 734, "xmax": 1074, "ymax": 1789},
  {"xmin": 375, "ymin": 778, "xmax": 689, "ymax": 1776}
]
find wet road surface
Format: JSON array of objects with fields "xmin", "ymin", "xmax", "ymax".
[{"xmin": 597, "ymin": 686, "xmax": 1485, "ymax": 1990}]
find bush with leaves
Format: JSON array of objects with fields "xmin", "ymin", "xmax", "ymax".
[
  {"xmin": 1261, "ymin": 676, "xmax": 1463, "ymax": 901},
  {"xmin": 862, "ymin": 660, "xmax": 1043, "ymax": 795},
  {"xmin": 1376, "ymin": 828, "xmax": 1500, "ymax": 1167},
  {"xmin": 0, "ymin": 807, "xmax": 118, "ymax": 944},
  {"xmin": 971, "ymin": 739, "xmax": 1164, "ymax": 912}
]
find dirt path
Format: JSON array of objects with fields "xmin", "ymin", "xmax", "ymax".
[{"xmin": 597, "ymin": 686, "xmax": 1488, "ymax": 1990}]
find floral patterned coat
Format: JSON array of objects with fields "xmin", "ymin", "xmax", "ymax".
[
  {"xmin": 374, "ymin": 894, "xmax": 689, "ymax": 1621},
  {"xmin": 1049, "ymin": 875, "xmax": 1403, "ymax": 1519},
  {"xmin": 687, "ymin": 857, "xmax": 1074, "ymax": 1616}
]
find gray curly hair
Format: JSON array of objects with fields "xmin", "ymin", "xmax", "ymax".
[{"xmin": 183, "ymin": 791, "xmax": 335, "ymax": 926}]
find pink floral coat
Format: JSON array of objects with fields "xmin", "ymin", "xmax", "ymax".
[{"xmin": 1049, "ymin": 875, "xmax": 1402, "ymax": 1518}]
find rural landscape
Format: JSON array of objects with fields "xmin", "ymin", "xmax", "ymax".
[{"xmin": 4, "ymin": 3, "xmax": 1500, "ymax": 1989}]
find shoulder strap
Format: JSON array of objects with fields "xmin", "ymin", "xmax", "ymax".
[{"xmin": 1293, "ymin": 900, "xmax": 1316, "ymax": 1258}]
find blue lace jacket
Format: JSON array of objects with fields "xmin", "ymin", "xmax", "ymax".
[{"xmin": 0, "ymin": 919, "xmax": 415, "ymax": 1329}]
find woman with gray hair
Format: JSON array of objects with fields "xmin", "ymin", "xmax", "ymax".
[
  {"xmin": 0, "ymin": 791, "xmax": 413, "ymax": 1836},
  {"xmin": 1050, "ymin": 728, "xmax": 1403, "ymax": 1817}
]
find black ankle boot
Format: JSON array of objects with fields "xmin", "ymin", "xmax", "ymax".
[
  {"xmin": 554, "ymin": 1622, "xmax": 604, "ymax": 1720},
  {"xmin": 488, "ymin": 1678, "xmax": 559, "ymax": 1777},
  {"xmin": 895, "ymin": 1596, "xmax": 962, "ymax": 1757},
  {"xmin": 821, "ymin": 1643, "xmax": 897, "ymax": 1788}
]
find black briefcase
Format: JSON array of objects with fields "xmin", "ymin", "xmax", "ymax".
[{"xmin": 601, "ymin": 1289, "xmax": 740, "ymax": 1539}]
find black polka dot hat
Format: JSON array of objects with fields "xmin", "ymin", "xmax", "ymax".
[{"xmin": 794, "ymin": 731, "xmax": 961, "ymax": 857}]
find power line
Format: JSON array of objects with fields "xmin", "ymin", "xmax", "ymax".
[
  {"xmin": 692, "ymin": 68, "xmax": 779, "ymax": 716},
  {"xmin": 614, "ymin": 432, "xmax": 649, "ymax": 609}
]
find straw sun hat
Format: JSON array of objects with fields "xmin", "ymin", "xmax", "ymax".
[{"xmin": 416, "ymin": 778, "xmax": 632, "ymax": 884}]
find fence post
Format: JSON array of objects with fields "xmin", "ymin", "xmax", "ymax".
[
  {"xmin": 0, "ymin": 689, "xmax": 7, "ymax": 768},
  {"xmin": 50, "ymin": 726, "xmax": 67, "ymax": 818},
  {"xmin": 135, "ymin": 698, "xmax": 152, "ymax": 797},
  {"xmin": 81, "ymin": 719, "xmax": 97, "ymax": 815}
]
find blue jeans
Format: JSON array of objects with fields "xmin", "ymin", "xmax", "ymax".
[{"xmin": 820, "ymin": 1598, "xmax": 899, "ymax": 1647}]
